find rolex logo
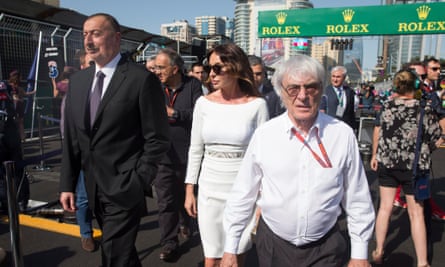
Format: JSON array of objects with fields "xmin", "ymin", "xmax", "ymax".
[
  {"xmin": 416, "ymin": 5, "xmax": 430, "ymax": 20},
  {"xmin": 276, "ymin": 12, "xmax": 287, "ymax": 25},
  {"xmin": 342, "ymin": 9, "xmax": 354, "ymax": 23}
]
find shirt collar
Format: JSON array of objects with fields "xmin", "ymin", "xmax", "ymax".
[
  {"xmin": 95, "ymin": 53, "xmax": 121, "ymax": 77},
  {"xmin": 282, "ymin": 112, "xmax": 323, "ymax": 139}
]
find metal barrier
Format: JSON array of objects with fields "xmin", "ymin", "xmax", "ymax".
[{"xmin": 3, "ymin": 161, "xmax": 24, "ymax": 267}]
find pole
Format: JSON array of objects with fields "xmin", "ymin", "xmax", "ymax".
[
  {"xmin": 33, "ymin": 113, "xmax": 51, "ymax": 171},
  {"xmin": 3, "ymin": 161, "xmax": 24, "ymax": 267},
  {"xmin": 30, "ymin": 31, "xmax": 43, "ymax": 139}
]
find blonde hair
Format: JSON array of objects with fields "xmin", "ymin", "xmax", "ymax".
[{"xmin": 393, "ymin": 70, "xmax": 416, "ymax": 95}]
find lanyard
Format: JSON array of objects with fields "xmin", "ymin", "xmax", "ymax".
[
  {"xmin": 165, "ymin": 88, "xmax": 178, "ymax": 107},
  {"xmin": 336, "ymin": 87, "xmax": 343, "ymax": 107},
  {"xmin": 291, "ymin": 127, "xmax": 332, "ymax": 168}
]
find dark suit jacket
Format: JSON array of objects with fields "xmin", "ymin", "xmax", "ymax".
[
  {"xmin": 320, "ymin": 85, "xmax": 357, "ymax": 130},
  {"xmin": 264, "ymin": 89, "xmax": 286, "ymax": 119},
  {"xmin": 161, "ymin": 75, "xmax": 202, "ymax": 165},
  {"xmin": 60, "ymin": 55, "xmax": 170, "ymax": 210}
]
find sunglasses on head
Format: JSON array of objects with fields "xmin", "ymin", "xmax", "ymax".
[{"xmin": 204, "ymin": 64, "xmax": 225, "ymax": 75}]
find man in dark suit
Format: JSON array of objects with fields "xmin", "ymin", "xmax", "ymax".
[
  {"xmin": 59, "ymin": 13, "xmax": 170, "ymax": 267},
  {"xmin": 153, "ymin": 48, "xmax": 202, "ymax": 260},
  {"xmin": 320, "ymin": 66, "xmax": 357, "ymax": 130},
  {"xmin": 248, "ymin": 55, "xmax": 285, "ymax": 118}
]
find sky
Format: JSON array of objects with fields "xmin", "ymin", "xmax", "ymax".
[{"xmin": 58, "ymin": 0, "xmax": 441, "ymax": 70}]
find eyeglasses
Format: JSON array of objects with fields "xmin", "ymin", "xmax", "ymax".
[
  {"xmin": 430, "ymin": 67, "xmax": 441, "ymax": 72},
  {"xmin": 283, "ymin": 82, "xmax": 320, "ymax": 97},
  {"xmin": 204, "ymin": 64, "xmax": 225, "ymax": 75}
]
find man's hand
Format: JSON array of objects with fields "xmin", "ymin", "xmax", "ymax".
[
  {"xmin": 220, "ymin": 252, "xmax": 238, "ymax": 267},
  {"xmin": 59, "ymin": 192, "xmax": 76, "ymax": 212},
  {"xmin": 347, "ymin": 258, "xmax": 371, "ymax": 267}
]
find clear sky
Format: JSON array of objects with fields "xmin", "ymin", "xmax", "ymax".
[{"xmin": 59, "ymin": 0, "xmax": 442, "ymax": 70}]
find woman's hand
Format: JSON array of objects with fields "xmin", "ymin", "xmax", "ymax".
[
  {"xmin": 370, "ymin": 155, "xmax": 378, "ymax": 171},
  {"xmin": 184, "ymin": 184, "xmax": 197, "ymax": 218}
]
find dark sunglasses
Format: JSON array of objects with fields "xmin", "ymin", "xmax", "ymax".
[
  {"xmin": 204, "ymin": 64, "xmax": 225, "ymax": 75},
  {"xmin": 430, "ymin": 67, "xmax": 440, "ymax": 71}
]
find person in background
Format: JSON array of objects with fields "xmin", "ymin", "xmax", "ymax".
[
  {"xmin": 8, "ymin": 70, "xmax": 35, "ymax": 141},
  {"xmin": 59, "ymin": 13, "xmax": 170, "ymax": 267},
  {"xmin": 184, "ymin": 43, "xmax": 268, "ymax": 267},
  {"xmin": 248, "ymin": 55, "xmax": 285, "ymax": 119},
  {"xmin": 145, "ymin": 55, "xmax": 156, "ymax": 72},
  {"xmin": 370, "ymin": 69, "xmax": 441, "ymax": 267},
  {"xmin": 361, "ymin": 84, "xmax": 375, "ymax": 109},
  {"xmin": 423, "ymin": 57, "xmax": 441, "ymax": 93},
  {"xmin": 392, "ymin": 61, "xmax": 445, "ymax": 220},
  {"xmin": 62, "ymin": 50, "xmax": 96, "ymax": 253},
  {"xmin": 152, "ymin": 48, "xmax": 202, "ymax": 261},
  {"xmin": 190, "ymin": 62, "xmax": 210, "ymax": 95},
  {"xmin": 221, "ymin": 55, "xmax": 375, "ymax": 267},
  {"xmin": 320, "ymin": 66, "xmax": 357, "ymax": 131}
]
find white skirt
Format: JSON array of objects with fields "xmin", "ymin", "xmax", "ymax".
[{"xmin": 197, "ymin": 155, "xmax": 255, "ymax": 258}]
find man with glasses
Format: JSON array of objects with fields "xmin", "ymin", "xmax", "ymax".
[
  {"xmin": 153, "ymin": 48, "xmax": 203, "ymax": 261},
  {"xmin": 221, "ymin": 55, "xmax": 375, "ymax": 267},
  {"xmin": 248, "ymin": 55, "xmax": 285, "ymax": 118},
  {"xmin": 423, "ymin": 57, "xmax": 441, "ymax": 92}
]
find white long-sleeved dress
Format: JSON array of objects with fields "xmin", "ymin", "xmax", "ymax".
[{"xmin": 185, "ymin": 96, "xmax": 269, "ymax": 257}]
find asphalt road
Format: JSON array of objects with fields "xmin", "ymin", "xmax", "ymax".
[{"xmin": 1, "ymin": 137, "xmax": 445, "ymax": 267}]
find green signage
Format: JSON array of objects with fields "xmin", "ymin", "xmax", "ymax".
[{"xmin": 258, "ymin": 2, "xmax": 445, "ymax": 38}]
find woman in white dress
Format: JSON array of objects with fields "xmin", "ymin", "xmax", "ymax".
[{"xmin": 184, "ymin": 43, "xmax": 269, "ymax": 267}]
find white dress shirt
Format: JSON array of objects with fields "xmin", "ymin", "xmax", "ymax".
[
  {"xmin": 223, "ymin": 112, "xmax": 375, "ymax": 260},
  {"xmin": 92, "ymin": 53, "xmax": 121, "ymax": 98}
]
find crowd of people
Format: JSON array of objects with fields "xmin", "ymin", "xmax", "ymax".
[{"xmin": 1, "ymin": 11, "xmax": 445, "ymax": 267}]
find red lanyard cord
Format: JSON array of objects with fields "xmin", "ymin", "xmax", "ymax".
[
  {"xmin": 165, "ymin": 88, "xmax": 178, "ymax": 107},
  {"xmin": 291, "ymin": 127, "xmax": 332, "ymax": 168}
]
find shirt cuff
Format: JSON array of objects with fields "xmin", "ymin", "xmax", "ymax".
[
  {"xmin": 224, "ymin": 236, "xmax": 240, "ymax": 254},
  {"xmin": 350, "ymin": 240, "xmax": 369, "ymax": 260}
]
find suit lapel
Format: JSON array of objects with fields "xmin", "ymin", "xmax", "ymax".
[{"xmin": 80, "ymin": 67, "xmax": 95, "ymax": 131}]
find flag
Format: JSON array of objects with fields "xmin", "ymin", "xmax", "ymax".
[{"xmin": 24, "ymin": 47, "xmax": 39, "ymax": 114}]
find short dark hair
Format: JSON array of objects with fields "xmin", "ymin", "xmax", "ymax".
[
  {"xmin": 86, "ymin": 13, "xmax": 121, "ymax": 33},
  {"xmin": 423, "ymin": 56, "xmax": 439, "ymax": 67}
]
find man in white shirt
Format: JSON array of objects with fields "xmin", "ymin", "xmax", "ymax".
[{"xmin": 221, "ymin": 55, "xmax": 375, "ymax": 267}]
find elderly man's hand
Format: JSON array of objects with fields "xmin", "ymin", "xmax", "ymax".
[
  {"xmin": 347, "ymin": 258, "xmax": 371, "ymax": 267},
  {"xmin": 220, "ymin": 253, "xmax": 238, "ymax": 267}
]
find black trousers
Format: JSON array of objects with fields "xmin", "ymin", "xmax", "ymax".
[
  {"xmin": 94, "ymin": 189, "xmax": 145, "ymax": 267},
  {"xmin": 256, "ymin": 217, "xmax": 347, "ymax": 267},
  {"xmin": 154, "ymin": 163, "xmax": 190, "ymax": 246}
]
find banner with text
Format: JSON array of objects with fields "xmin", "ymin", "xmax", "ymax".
[{"xmin": 258, "ymin": 2, "xmax": 445, "ymax": 38}]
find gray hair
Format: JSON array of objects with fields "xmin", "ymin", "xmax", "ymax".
[
  {"xmin": 156, "ymin": 48, "xmax": 184, "ymax": 70},
  {"xmin": 271, "ymin": 55, "xmax": 325, "ymax": 98},
  {"xmin": 330, "ymin": 65, "xmax": 347, "ymax": 77}
]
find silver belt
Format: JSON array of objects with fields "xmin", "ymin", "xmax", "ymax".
[{"xmin": 205, "ymin": 150, "xmax": 245, "ymax": 158}]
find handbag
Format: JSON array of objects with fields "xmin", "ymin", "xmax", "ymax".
[
  {"xmin": 414, "ymin": 170, "xmax": 430, "ymax": 201},
  {"xmin": 412, "ymin": 97, "xmax": 430, "ymax": 201}
]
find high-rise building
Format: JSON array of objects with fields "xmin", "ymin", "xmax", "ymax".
[
  {"xmin": 195, "ymin": 16, "xmax": 226, "ymax": 36},
  {"xmin": 160, "ymin": 20, "xmax": 195, "ymax": 44}
]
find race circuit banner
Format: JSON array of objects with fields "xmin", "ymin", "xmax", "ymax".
[{"xmin": 258, "ymin": 2, "xmax": 445, "ymax": 38}]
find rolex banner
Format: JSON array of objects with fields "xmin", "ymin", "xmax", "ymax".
[{"xmin": 258, "ymin": 2, "xmax": 445, "ymax": 38}]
